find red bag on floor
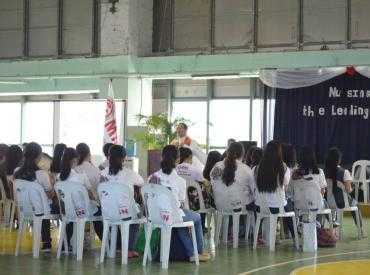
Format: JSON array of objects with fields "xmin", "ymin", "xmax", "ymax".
[{"xmin": 317, "ymin": 228, "xmax": 338, "ymax": 247}]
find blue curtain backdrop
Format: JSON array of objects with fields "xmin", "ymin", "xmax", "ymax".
[{"xmin": 274, "ymin": 72, "xmax": 370, "ymax": 165}]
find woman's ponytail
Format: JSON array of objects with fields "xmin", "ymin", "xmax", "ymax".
[{"xmin": 222, "ymin": 142, "xmax": 244, "ymax": 186}]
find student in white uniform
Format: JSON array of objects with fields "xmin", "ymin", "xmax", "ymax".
[
  {"xmin": 100, "ymin": 145, "xmax": 144, "ymax": 258},
  {"xmin": 210, "ymin": 142, "xmax": 255, "ymax": 210},
  {"xmin": 14, "ymin": 142, "xmax": 57, "ymax": 251},
  {"xmin": 324, "ymin": 147, "xmax": 363, "ymax": 229},
  {"xmin": 176, "ymin": 147, "xmax": 204, "ymax": 182},
  {"xmin": 254, "ymin": 140, "xmax": 294, "ymax": 239},
  {"xmin": 75, "ymin": 143, "xmax": 100, "ymax": 198},
  {"xmin": 4, "ymin": 145, "xmax": 23, "ymax": 201},
  {"xmin": 149, "ymin": 145, "xmax": 210, "ymax": 262},
  {"xmin": 289, "ymin": 146, "xmax": 327, "ymax": 211},
  {"xmin": 57, "ymin": 147, "xmax": 103, "ymax": 245}
]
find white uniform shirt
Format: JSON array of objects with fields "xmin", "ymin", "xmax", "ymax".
[
  {"xmin": 100, "ymin": 167, "xmax": 144, "ymax": 192},
  {"xmin": 210, "ymin": 160, "xmax": 255, "ymax": 205},
  {"xmin": 75, "ymin": 161, "xmax": 100, "ymax": 196},
  {"xmin": 254, "ymin": 167, "xmax": 291, "ymax": 208},
  {"xmin": 150, "ymin": 169, "xmax": 186, "ymax": 217},
  {"xmin": 176, "ymin": 162, "xmax": 204, "ymax": 183}
]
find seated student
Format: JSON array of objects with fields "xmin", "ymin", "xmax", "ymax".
[
  {"xmin": 50, "ymin": 143, "xmax": 67, "ymax": 184},
  {"xmin": 254, "ymin": 141, "xmax": 295, "ymax": 238},
  {"xmin": 202, "ymin": 151, "xmax": 223, "ymax": 208},
  {"xmin": 56, "ymin": 148, "xmax": 102, "ymax": 245},
  {"xmin": 100, "ymin": 145, "xmax": 144, "ymax": 258},
  {"xmin": 324, "ymin": 147, "xmax": 363, "ymax": 228},
  {"xmin": 210, "ymin": 142, "xmax": 255, "ymax": 211},
  {"xmin": 5, "ymin": 145, "xmax": 23, "ymax": 201},
  {"xmin": 99, "ymin": 143, "xmax": 113, "ymax": 171},
  {"xmin": 149, "ymin": 145, "xmax": 210, "ymax": 262},
  {"xmin": 176, "ymin": 147, "xmax": 204, "ymax": 183},
  {"xmin": 75, "ymin": 143, "xmax": 100, "ymax": 198},
  {"xmin": 0, "ymin": 144, "xmax": 10, "ymax": 199},
  {"xmin": 14, "ymin": 142, "xmax": 58, "ymax": 251},
  {"xmin": 289, "ymin": 146, "xmax": 327, "ymax": 211}
]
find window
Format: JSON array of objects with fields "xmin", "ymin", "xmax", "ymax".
[
  {"xmin": 172, "ymin": 101, "xmax": 207, "ymax": 147},
  {"xmin": 174, "ymin": 80, "xmax": 208, "ymax": 98},
  {"xmin": 59, "ymin": 101, "xmax": 124, "ymax": 157},
  {"xmin": 0, "ymin": 103, "xmax": 21, "ymax": 144},
  {"xmin": 209, "ymin": 99, "xmax": 250, "ymax": 148},
  {"xmin": 251, "ymin": 99, "xmax": 263, "ymax": 146},
  {"xmin": 22, "ymin": 102, "xmax": 54, "ymax": 155}
]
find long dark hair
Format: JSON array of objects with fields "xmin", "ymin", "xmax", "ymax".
[
  {"xmin": 6, "ymin": 145, "xmax": 23, "ymax": 175},
  {"xmin": 282, "ymin": 143, "xmax": 297, "ymax": 169},
  {"xmin": 109, "ymin": 145, "xmax": 126, "ymax": 175},
  {"xmin": 179, "ymin": 147, "xmax": 192, "ymax": 164},
  {"xmin": 103, "ymin": 143, "xmax": 114, "ymax": 158},
  {"xmin": 76, "ymin": 143, "xmax": 90, "ymax": 165},
  {"xmin": 297, "ymin": 146, "xmax": 320, "ymax": 175},
  {"xmin": 324, "ymin": 147, "xmax": 342, "ymax": 186},
  {"xmin": 161, "ymin": 145, "xmax": 178, "ymax": 175},
  {"xmin": 50, "ymin": 143, "xmax": 67, "ymax": 173},
  {"xmin": 222, "ymin": 142, "xmax": 244, "ymax": 186},
  {"xmin": 59, "ymin": 148, "xmax": 78, "ymax": 181},
  {"xmin": 203, "ymin": 151, "xmax": 222, "ymax": 181},
  {"xmin": 14, "ymin": 142, "xmax": 42, "ymax": 181},
  {"xmin": 256, "ymin": 140, "xmax": 285, "ymax": 192}
]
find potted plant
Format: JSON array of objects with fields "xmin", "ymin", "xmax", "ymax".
[{"xmin": 134, "ymin": 113, "xmax": 188, "ymax": 175}]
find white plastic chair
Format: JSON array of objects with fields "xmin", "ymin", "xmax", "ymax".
[
  {"xmin": 253, "ymin": 190, "xmax": 299, "ymax": 252},
  {"xmin": 352, "ymin": 160, "xmax": 370, "ymax": 203},
  {"xmin": 141, "ymin": 184, "xmax": 199, "ymax": 269},
  {"xmin": 326, "ymin": 179, "xmax": 362, "ymax": 240},
  {"xmin": 98, "ymin": 182, "xmax": 146, "ymax": 265},
  {"xmin": 0, "ymin": 179, "xmax": 7, "ymax": 225},
  {"xmin": 184, "ymin": 180, "xmax": 215, "ymax": 237},
  {"xmin": 14, "ymin": 179, "xmax": 60, "ymax": 258},
  {"xmin": 212, "ymin": 183, "xmax": 254, "ymax": 248},
  {"xmin": 54, "ymin": 181, "xmax": 102, "ymax": 261}
]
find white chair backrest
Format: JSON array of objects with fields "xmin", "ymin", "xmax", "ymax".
[
  {"xmin": 142, "ymin": 184, "xmax": 183, "ymax": 226},
  {"xmin": 14, "ymin": 179, "xmax": 51, "ymax": 219},
  {"xmin": 54, "ymin": 180, "xmax": 92, "ymax": 221},
  {"xmin": 255, "ymin": 187, "xmax": 285, "ymax": 215},
  {"xmin": 98, "ymin": 181, "xmax": 137, "ymax": 222},
  {"xmin": 326, "ymin": 179, "xmax": 350, "ymax": 209},
  {"xmin": 212, "ymin": 182, "xmax": 245, "ymax": 213},
  {"xmin": 292, "ymin": 178, "xmax": 323, "ymax": 211},
  {"xmin": 185, "ymin": 179, "xmax": 207, "ymax": 211},
  {"xmin": 352, "ymin": 160, "xmax": 370, "ymax": 182}
]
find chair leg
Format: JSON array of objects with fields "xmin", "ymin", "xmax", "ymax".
[
  {"xmin": 206, "ymin": 212, "xmax": 213, "ymax": 238},
  {"xmin": 222, "ymin": 215, "xmax": 229, "ymax": 244},
  {"xmin": 161, "ymin": 227, "xmax": 172, "ymax": 269},
  {"xmin": 337, "ymin": 211, "xmax": 344, "ymax": 240},
  {"xmin": 214, "ymin": 212, "xmax": 222, "ymax": 247},
  {"xmin": 354, "ymin": 210, "xmax": 362, "ymax": 240},
  {"xmin": 143, "ymin": 224, "xmax": 152, "ymax": 266},
  {"xmin": 32, "ymin": 218, "xmax": 42, "ymax": 258},
  {"xmin": 190, "ymin": 225, "xmax": 199, "ymax": 266},
  {"xmin": 269, "ymin": 216, "xmax": 278, "ymax": 252},
  {"xmin": 232, "ymin": 214, "xmax": 240, "ymax": 248},
  {"xmin": 100, "ymin": 220, "xmax": 109, "ymax": 263},
  {"xmin": 15, "ymin": 219, "xmax": 25, "ymax": 256},
  {"xmin": 121, "ymin": 224, "xmax": 130, "ymax": 265},
  {"xmin": 253, "ymin": 216, "xmax": 261, "ymax": 249},
  {"xmin": 364, "ymin": 184, "xmax": 368, "ymax": 204},
  {"xmin": 292, "ymin": 216, "xmax": 299, "ymax": 250},
  {"xmin": 57, "ymin": 221, "xmax": 66, "ymax": 259},
  {"xmin": 76, "ymin": 220, "xmax": 85, "ymax": 261},
  {"xmin": 89, "ymin": 221, "xmax": 96, "ymax": 250},
  {"xmin": 328, "ymin": 212, "xmax": 333, "ymax": 229},
  {"xmin": 245, "ymin": 213, "xmax": 253, "ymax": 242},
  {"xmin": 108, "ymin": 225, "xmax": 118, "ymax": 258}
]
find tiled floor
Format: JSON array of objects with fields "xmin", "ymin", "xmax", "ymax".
[{"xmin": 0, "ymin": 217, "xmax": 369, "ymax": 275}]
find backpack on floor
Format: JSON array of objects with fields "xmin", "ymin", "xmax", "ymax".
[{"xmin": 317, "ymin": 228, "xmax": 337, "ymax": 247}]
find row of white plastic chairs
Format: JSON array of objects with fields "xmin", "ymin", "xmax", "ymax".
[
  {"xmin": 7, "ymin": 179, "xmax": 199, "ymax": 269},
  {"xmin": 0, "ymin": 176, "xmax": 364, "ymax": 269}
]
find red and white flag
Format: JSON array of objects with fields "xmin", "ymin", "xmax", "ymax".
[{"xmin": 104, "ymin": 80, "xmax": 118, "ymax": 144}]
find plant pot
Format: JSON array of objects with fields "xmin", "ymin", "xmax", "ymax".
[{"xmin": 147, "ymin": 149, "xmax": 162, "ymax": 176}]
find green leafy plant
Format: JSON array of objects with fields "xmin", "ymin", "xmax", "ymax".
[{"xmin": 134, "ymin": 113, "xmax": 189, "ymax": 150}]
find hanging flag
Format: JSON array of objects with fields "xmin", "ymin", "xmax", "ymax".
[{"xmin": 104, "ymin": 80, "xmax": 118, "ymax": 144}]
